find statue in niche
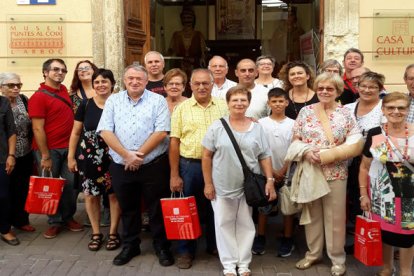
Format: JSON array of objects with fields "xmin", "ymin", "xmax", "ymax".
[{"xmin": 168, "ymin": 5, "xmax": 206, "ymax": 76}]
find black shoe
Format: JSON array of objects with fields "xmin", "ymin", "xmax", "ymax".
[
  {"xmin": 113, "ymin": 246, "xmax": 141, "ymax": 266},
  {"xmin": 1, "ymin": 235, "xmax": 20, "ymax": 246},
  {"xmin": 156, "ymin": 249, "xmax": 174, "ymax": 266}
]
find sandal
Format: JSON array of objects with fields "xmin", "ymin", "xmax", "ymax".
[
  {"xmin": 88, "ymin": 233, "xmax": 104, "ymax": 251},
  {"xmin": 106, "ymin": 233, "xmax": 121, "ymax": 251},
  {"xmin": 295, "ymin": 258, "xmax": 321, "ymax": 270}
]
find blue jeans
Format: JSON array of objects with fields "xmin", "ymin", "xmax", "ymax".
[
  {"xmin": 34, "ymin": 149, "xmax": 77, "ymax": 226},
  {"xmin": 177, "ymin": 157, "xmax": 216, "ymax": 256}
]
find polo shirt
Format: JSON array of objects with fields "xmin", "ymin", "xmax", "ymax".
[
  {"xmin": 28, "ymin": 83, "xmax": 74, "ymax": 150},
  {"xmin": 170, "ymin": 96, "xmax": 228, "ymax": 159}
]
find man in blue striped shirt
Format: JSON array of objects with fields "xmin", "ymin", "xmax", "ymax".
[{"xmin": 97, "ymin": 65, "xmax": 173, "ymax": 267}]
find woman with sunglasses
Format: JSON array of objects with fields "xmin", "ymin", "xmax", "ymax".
[
  {"xmin": 0, "ymin": 88, "xmax": 18, "ymax": 245},
  {"xmin": 0, "ymin": 73, "xmax": 35, "ymax": 234},
  {"xmin": 69, "ymin": 60, "xmax": 98, "ymax": 114}
]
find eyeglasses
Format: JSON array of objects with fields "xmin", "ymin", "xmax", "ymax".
[
  {"xmin": 317, "ymin": 86, "xmax": 336, "ymax": 93},
  {"xmin": 50, "ymin": 67, "xmax": 68, "ymax": 74},
  {"xmin": 166, "ymin": 82, "xmax": 183, "ymax": 87},
  {"xmin": 258, "ymin": 62, "xmax": 273, "ymax": 67},
  {"xmin": 191, "ymin": 81, "xmax": 212, "ymax": 87},
  {"xmin": 77, "ymin": 66, "xmax": 92, "ymax": 72},
  {"xmin": 383, "ymin": 105, "xmax": 408, "ymax": 112},
  {"xmin": 358, "ymin": 84, "xmax": 379, "ymax": 91},
  {"xmin": 2, "ymin": 83, "xmax": 22, "ymax": 89}
]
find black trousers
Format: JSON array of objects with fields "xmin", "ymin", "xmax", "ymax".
[
  {"xmin": 0, "ymin": 163, "xmax": 11, "ymax": 234},
  {"xmin": 109, "ymin": 153, "xmax": 171, "ymax": 251},
  {"xmin": 10, "ymin": 152, "xmax": 33, "ymax": 227}
]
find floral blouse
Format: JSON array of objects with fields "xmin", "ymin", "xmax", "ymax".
[
  {"xmin": 12, "ymin": 96, "xmax": 32, "ymax": 157},
  {"xmin": 293, "ymin": 104, "xmax": 361, "ymax": 180}
]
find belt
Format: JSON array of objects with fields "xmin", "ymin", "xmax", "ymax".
[
  {"xmin": 180, "ymin": 156, "xmax": 201, "ymax": 163},
  {"xmin": 141, "ymin": 152, "xmax": 167, "ymax": 167}
]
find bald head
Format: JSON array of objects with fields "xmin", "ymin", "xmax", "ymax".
[{"xmin": 235, "ymin": 59, "xmax": 257, "ymax": 89}]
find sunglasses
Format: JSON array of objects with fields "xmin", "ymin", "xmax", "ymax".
[
  {"xmin": 50, "ymin": 67, "xmax": 68, "ymax": 74},
  {"xmin": 2, "ymin": 83, "xmax": 23, "ymax": 89}
]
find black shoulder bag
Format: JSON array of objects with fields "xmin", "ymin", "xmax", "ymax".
[
  {"xmin": 38, "ymin": 89, "xmax": 72, "ymax": 108},
  {"xmin": 220, "ymin": 118, "xmax": 269, "ymax": 207}
]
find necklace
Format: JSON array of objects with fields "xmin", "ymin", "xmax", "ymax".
[
  {"xmin": 291, "ymin": 88, "xmax": 309, "ymax": 115},
  {"xmin": 384, "ymin": 123, "xmax": 409, "ymax": 161}
]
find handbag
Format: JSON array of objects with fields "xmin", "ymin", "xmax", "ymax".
[
  {"xmin": 279, "ymin": 163, "xmax": 302, "ymax": 215},
  {"xmin": 160, "ymin": 193, "xmax": 202, "ymax": 240},
  {"xmin": 25, "ymin": 170, "xmax": 66, "ymax": 215},
  {"xmin": 354, "ymin": 212, "xmax": 383, "ymax": 266},
  {"xmin": 220, "ymin": 118, "xmax": 269, "ymax": 207}
]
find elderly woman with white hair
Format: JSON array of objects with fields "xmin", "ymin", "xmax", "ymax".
[
  {"xmin": 0, "ymin": 72, "xmax": 35, "ymax": 233},
  {"xmin": 291, "ymin": 72, "xmax": 362, "ymax": 276}
]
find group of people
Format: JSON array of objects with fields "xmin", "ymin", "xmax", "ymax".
[{"xmin": 0, "ymin": 48, "xmax": 413, "ymax": 276}]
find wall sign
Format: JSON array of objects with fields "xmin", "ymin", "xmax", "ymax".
[
  {"xmin": 373, "ymin": 10, "xmax": 414, "ymax": 60},
  {"xmin": 17, "ymin": 0, "xmax": 56, "ymax": 4},
  {"xmin": 7, "ymin": 15, "xmax": 65, "ymax": 57}
]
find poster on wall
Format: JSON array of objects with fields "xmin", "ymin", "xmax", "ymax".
[
  {"xmin": 17, "ymin": 0, "xmax": 56, "ymax": 4},
  {"xmin": 216, "ymin": 0, "xmax": 256, "ymax": 40}
]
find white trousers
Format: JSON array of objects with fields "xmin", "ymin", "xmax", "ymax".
[
  {"xmin": 211, "ymin": 195, "xmax": 255, "ymax": 275},
  {"xmin": 304, "ymin": 179, "xmax": 347, "ymax": 266}
]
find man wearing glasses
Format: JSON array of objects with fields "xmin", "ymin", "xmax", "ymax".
[
  {"xmin": 170, "ymin": 68, "xmax": 228, "ymax": 269},
  {"xmin": 28, "ymin": 58, "xmax": 83, "ymax": 239}
]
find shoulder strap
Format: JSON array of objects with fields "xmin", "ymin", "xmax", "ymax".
[
  {"xmin": 314, "ymin": 104, "xmax": 335, "ymax": 145},
  {"xmin": 380, "ymin": 127, "xmax": 414, "ymax": 173},
  {"xmin": 79, "ymin": 85, "xmax": 87, "ymax": 100},
  {"xmin": 20, "ymin": 94, "xmax": 28, "ymax": 111},
  {"xmin": 38, "ymin": 89, "xmax": 71, "ymax": 108},
  {"xmin": 220, "ymin": 118, "xmax": 249, "ymax": 177}
]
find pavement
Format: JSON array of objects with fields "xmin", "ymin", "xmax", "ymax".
[{"xmin": 0, "ymin": 203, "xmax": 402, "ymax": 276}]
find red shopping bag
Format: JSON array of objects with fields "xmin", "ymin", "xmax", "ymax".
[
  {"xmin": 25, "ymin": 171, "xmax": 66, "ymax": 215},
  {"xmin": 354, "ymin": 213, "xmax": 383, "ymax": 266},
  {"xmin": 160, "ymin": 195, "xmax": 202, "ymax": 240}
]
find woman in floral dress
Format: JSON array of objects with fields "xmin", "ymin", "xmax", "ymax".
[
  {"xmin": 293, "ymin": 72, "xmax": 361, "ymax": 276},
  {"xmin": 359, "ymin": 92, "xmax": 414, "ymax": 276},
  {"xmin": 68, "ymin": 69, "xmax": 121, "ymax": 251}
]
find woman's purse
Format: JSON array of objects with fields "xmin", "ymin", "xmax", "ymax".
[
  {"xmin": 220, "ymin": 118, "xmax": 269, "ymax": 207},
  {"xmin": 279, "ymin": 163, "xmax": 302, "ymax": 215}
]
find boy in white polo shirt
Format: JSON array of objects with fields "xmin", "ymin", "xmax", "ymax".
[{"xmin": 253, "ymin": 88, "xmax": 295, "ymax": 257}]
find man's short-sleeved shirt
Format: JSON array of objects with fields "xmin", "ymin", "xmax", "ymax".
[
  {"xmin": 211, "ymin": 78, "xmax": 237, "ymax": 99},
  {"xmin": 96, "ymin": 89, "xmax": 170, "ymax": 165},
  {"xmin": 146, "ymin": 79, "xmax": 166, "ymax": 97},
  {"xmin": 170, "ymin": 96, "xmax": 228, "ymax": 159},
  {"xmin": 28, "ymin": 83, "xmax": 74, "ymax": 150}
]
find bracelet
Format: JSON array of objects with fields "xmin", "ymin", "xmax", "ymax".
[
  {"xmin": 267, "ymin": 177, "xmax": 275, "ymax": 182},
  {"xmin": 359, "ymin": 195, "xmax": 367, "ymax": 201},
  {"xmin": 8, "ymin": 154, "xmax": 15, "ymax": 159},
  {"xmin": 41, "ymin": 157, "xmax": 51, "ymax": 161},
  {"xmin": 359, "ymin": 186, "xmax": 367, "ymax": 188}
]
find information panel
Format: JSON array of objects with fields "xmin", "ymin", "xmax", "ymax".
[{"xmin": 373, "ymin": 10, "xmax": 414, "ymax": 60}]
